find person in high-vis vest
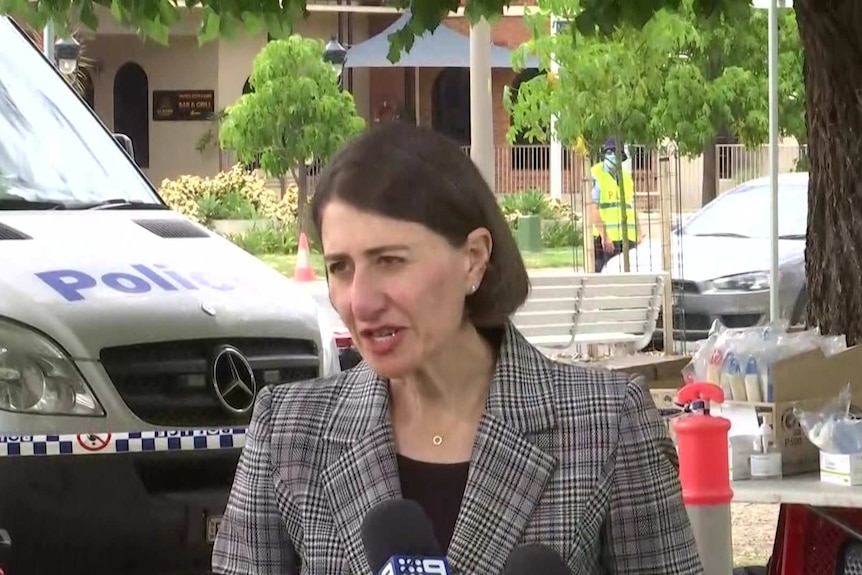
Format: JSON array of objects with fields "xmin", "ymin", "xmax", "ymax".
[{"xmin": 588, "ymin": 138, "xmax": 645, "ymax": 272}]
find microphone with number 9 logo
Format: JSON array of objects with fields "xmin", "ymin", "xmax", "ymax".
[
  {"xmin": 360, "ymin": 499, "xmax": 452, "ymax": 575},
  {"xmin": 379, "ymin": 557, "xmax": 449, "ymax": 575}
]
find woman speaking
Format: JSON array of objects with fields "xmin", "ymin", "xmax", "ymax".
[{"xmin": 212, "ymin": 123, "xmax": 702, "ymax": 574}]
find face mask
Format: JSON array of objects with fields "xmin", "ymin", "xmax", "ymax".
[{"xmin": 603, "ymin": 152, "xmax": 617, "ymax": 171}]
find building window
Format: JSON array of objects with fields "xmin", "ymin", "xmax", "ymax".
[{"xmin": 113, "ymin": 62, "xmax": 150, "ymax": 168}]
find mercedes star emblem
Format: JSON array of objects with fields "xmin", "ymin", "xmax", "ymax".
[{"xmin": 211, "ymin": 346, "xmax": 257, "ymax": 415}]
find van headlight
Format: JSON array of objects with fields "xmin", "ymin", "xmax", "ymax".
[
  {"xmin": 0, "ymin": 320, "xmax": 104, "ymax": 415},
  {"xmin": 708, "ymin": 271, "xmax": 770, "ymax": 292}
]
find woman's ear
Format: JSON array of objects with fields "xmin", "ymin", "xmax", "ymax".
[{"xmin": 464, "ymin": 227, "xmax": 492, "ymax": 292}]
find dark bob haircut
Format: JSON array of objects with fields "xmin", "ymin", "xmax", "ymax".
[{"xmin": 311, "ymin": 122, "xmax": 530, "ymax": 328}]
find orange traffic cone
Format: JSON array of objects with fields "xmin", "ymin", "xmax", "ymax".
[{"xmin": 294, "ymin": 231, "xmax": 317, "ymax": 282}]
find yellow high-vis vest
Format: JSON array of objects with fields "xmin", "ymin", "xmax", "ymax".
[{"xmin": 591, "ymin": 162, "xmax": 637, "ymax": 242}]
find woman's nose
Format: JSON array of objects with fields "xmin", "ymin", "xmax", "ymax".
[{"xmin": 349, "ymin": 269, "xmax": 387, "ymax": 322}]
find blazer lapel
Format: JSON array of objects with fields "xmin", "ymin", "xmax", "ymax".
[
  {"xmin": 447, "ymin": 324, "xmax": 559, "ymax": 574},
  {"xmin": 320, "ymin": 365, "xmax": 401, "ymax": 575}
]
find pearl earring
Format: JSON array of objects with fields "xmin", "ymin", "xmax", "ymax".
[{"xmin": 470, "ymin": 284, "xmax": 477, "ymax": 294}]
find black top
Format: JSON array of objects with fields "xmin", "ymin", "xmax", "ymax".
[{"xmin": 396, "ymin": 454, "xmax": 470, "ymax": 551}]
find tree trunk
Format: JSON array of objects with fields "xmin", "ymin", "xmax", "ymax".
[
  {"xmin": 701, "ymin": 137, "xmax": 718, "ymax": 206},
  {"xmin": 294, "ymin": 166, "xmax": 310, "ymax": 237},
  {"xmin": 796, "ymin": 0, "xmax": 862, "ymax": 345}
]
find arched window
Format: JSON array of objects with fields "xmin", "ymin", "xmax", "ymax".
[{"xmin": 113, "ymin": 62, "xmax": 149, "ymax": 167}]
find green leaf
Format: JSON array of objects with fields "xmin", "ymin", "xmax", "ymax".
[
  {"xmin": 219, "ymin": 12, "xmax": 240, "ymax": 40},
  {"xmin": 108, "ymin": 0, "xmax": 124, "ymax": 25},
  {"xmin": 199, "ymin": 8, "xmax": 220, "ymax": 44},
  {"xmin": 78, "ymin": 1, "xmax": 99, "ymax": 31}
]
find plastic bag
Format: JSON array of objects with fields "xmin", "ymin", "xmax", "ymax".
[
  {"xmin": 795, "ymin": 383, "xmax": 862, "ymax": 454},
  {"xmin": 681, "ymin": 320, "xmax": 849, "ymax": 403}
]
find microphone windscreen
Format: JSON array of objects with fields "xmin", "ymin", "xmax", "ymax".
[
  {"xmin": 503, "ymin": 543, "xmax": 571, "ymax": 575},
  {"xmin": 360, "ymin": 498, "xmax": 442, "ymax": 573}
]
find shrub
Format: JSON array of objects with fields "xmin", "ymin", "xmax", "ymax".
[
  {"xmin": 542, "ymin": 219, "xmax": 583, "ymax": 248},
  {"xmin": 498, "ymin": 189, "xmax": 580, "ymax": 245},
  {"xmin": 499, "ymin": 189, "xmax": 574, "ymax": 223},
  {"xmin": 228, "ymin": 223, "xmax": 299, "ymax": 256},
  {"xmin": 158, "ymin": 164, "xmax": 299, "ymax": 227}
]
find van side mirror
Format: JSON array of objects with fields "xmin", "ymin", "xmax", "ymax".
[{"xmin": 113, "ymin": 133, "xmax": 134, "ymax": 160}]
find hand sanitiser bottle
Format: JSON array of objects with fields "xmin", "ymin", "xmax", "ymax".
[{"xmin": 750, "ymin": 413, "xmax": 782, "ymax": 480}]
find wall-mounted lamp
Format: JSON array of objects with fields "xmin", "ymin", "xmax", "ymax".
[
  {"xmin": 54, "ymin": 36, "xmax": 81, "ymax": 78},
  {"xmin": 322, "ymin": 36, "xmax": 348, "ymax": 81}
]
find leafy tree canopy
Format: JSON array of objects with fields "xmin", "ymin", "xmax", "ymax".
[
  {"xmin": 220, "ymin": 35, "xmax": 364, "ymax": 179},
  {"xmin": 2, "ymin": 0, "xmax": 753, "ymax": 62},
  {"xmin": 219, "ymin": 35, "xmax": 364, "ymax": 231},
  {"xmin": 505, "ymin": 0, "xmax": 804, "ymax": 158}
]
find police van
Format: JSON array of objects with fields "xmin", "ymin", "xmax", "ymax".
[{"xmin": 0, "ymin": 15, "xmax": 340, "ymax": 575}]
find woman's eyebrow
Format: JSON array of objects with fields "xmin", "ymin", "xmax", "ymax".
[{"xmin": 324, "ymin": 244, "xmax": 411, "ymax": 262}]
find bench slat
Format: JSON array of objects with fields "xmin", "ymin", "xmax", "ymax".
[
  {"xmin": 529, "ymin": 271, "xmax": 665, "ymax": 287},
  {"xmin": 528, "ymin": 285, "xmax": 582, "ymax": 299},
  {"xmin": 530, "ymin": 283, "xmax": 659, "ymax": 299},
  {"xmin": 580, "ymin": 283, "xmax": 661, "ymax": 298},
  {"xmin": 527, "ymin": 333, "xmax": 640, "ymax": 347},
  {"xmin": 516, "ymin": 320, "xmax": 651, "ymax": 338},
  {"xmin": 517, "ymin": 295, "xmax": 656, "ymax": 313},
  {"xmin": 574, "ymin": 320, "xmax": 653, "ymax": 336},
  {"xmin": 514, "ymin": 309, "xmax": 650, "ymax": 326},
  {"xmin": 579, "ymin": 295, "xmax": 655, "ymax": 310}
]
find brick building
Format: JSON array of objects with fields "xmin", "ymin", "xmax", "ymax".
[
  {"xmin": 351, "ymin": 9, "xmax": 586, "ymax": 196},
  {"xmin": 362, "ymin": 11, "xmax": 535, "ymax": 147}
]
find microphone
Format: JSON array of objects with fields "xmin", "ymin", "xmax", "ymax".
[
  {"xmin": 360, "ymin": 498, "xmax": 452, "ymax": 575},
  {"xmin": 503, "ymin": 543, "xmax": 571, "ymax": 574}
]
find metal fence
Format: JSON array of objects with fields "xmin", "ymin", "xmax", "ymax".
[
  {"xmin": 221, "ymin": 143, "xmax": 808, "ymax": 213},
  {"xmin": 456, "ymin": 143, "xmax": 807, "ymax": 209}
]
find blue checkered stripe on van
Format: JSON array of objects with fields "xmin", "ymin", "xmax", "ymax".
[{"xmin": 0, "ymin": 428, "xmax": 247, "ymax": 457}]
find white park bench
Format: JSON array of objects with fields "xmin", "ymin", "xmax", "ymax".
[{"xmin": 513, "ymin": 271, "xmax": 669, "ymax": 357}]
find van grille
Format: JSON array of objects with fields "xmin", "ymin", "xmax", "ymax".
[{"xmin": 100, "ymin": 338, "xmax": 319, "ymax": 427}]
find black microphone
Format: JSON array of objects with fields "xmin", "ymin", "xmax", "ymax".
[
  {"xmin": 503, "ymin": 543, "xmax": 572, "ymax": 574},
  {"xmin": 360, "ymin": 498, "xmax": 452, "ymax": 575}
]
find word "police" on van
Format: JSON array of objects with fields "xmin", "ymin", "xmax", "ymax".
[{"xmin": 36, "ymin": 264, "xmax": 235, "ymax": 302}]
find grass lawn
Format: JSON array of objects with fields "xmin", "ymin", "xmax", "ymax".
[{"xmin": 259, "ymin": 247, "xmax": 584, "ymax": 278}]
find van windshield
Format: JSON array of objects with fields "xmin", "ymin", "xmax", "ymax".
[{"xmin": 0, "ymin": 17, "xmax": 164, "ymax": 209}]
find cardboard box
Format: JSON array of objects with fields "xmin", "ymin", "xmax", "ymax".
[
  {"xmin": 820, "ymin": 451, "xmax": 862, "ymax": 486},
  {"xmin": 618, "ymin": 344, "xmax": 862, "ymax": 477},
  {"xmin": 650, "ymin": 387, "xmax": 680, "ymax": 416},
  {"xmin": 575, "ymin": 355, "xmax": 692, "ymax": 391},
  {"xmin": 722, "ymin": 344, "xmax": 862, "ymax": 476}
]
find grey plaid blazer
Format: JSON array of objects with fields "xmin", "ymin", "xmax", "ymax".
[{"xmin": 212, "ymin": 322, "xmax": 703, "ymax": 575}]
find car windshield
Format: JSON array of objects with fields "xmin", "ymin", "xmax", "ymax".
[
  {"xmin": 0, "ymin": 17, "xmax": 162, "ymax": 209},
  {"xmin": 681, "ymin": 180, "xmax": 808, "ymax": 239}
]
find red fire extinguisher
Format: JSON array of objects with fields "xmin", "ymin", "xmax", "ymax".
[{"xmin": 673, "ymin": 382, "xmax": 734, "ymax": 575}]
